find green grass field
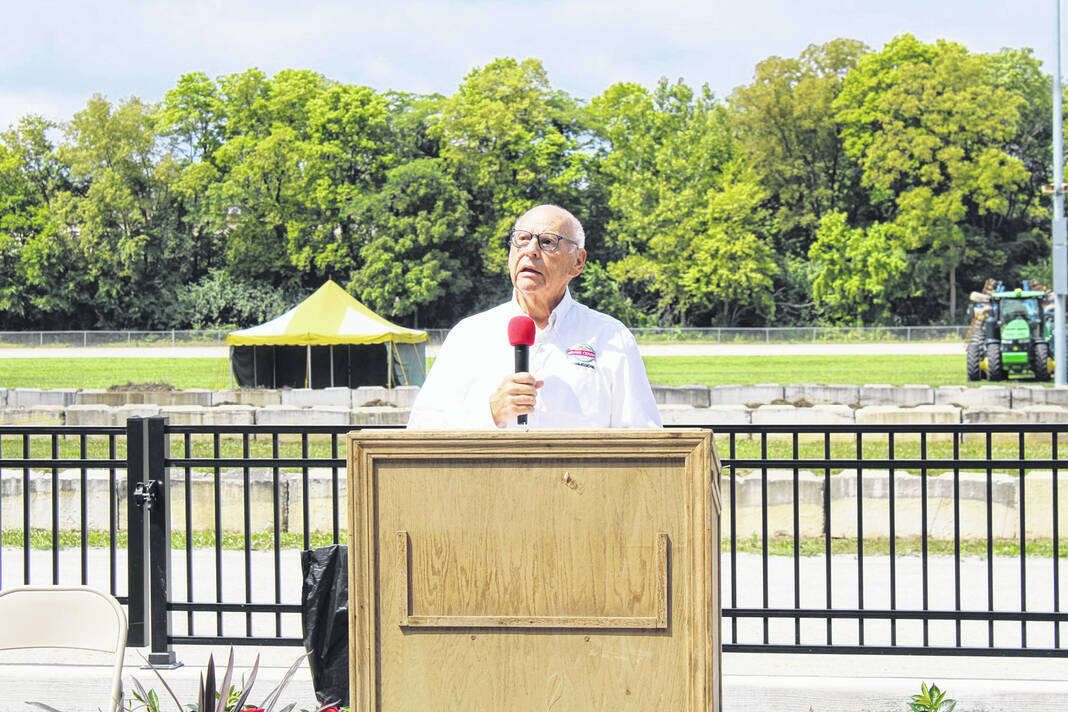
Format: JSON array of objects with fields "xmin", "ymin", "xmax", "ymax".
[{"xmin": 0, "ymin": 353, "xmax": 987, "ymax": 389}]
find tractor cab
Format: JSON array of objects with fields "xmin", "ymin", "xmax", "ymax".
[{"xmin": 967, "ymin": 287, "xmax": 1053, "ymax": 381}]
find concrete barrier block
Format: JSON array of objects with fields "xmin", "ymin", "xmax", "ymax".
[
  {"xmin": 936, "ymin": 385, "xmax": 1012, "ymax": 408},
  {"xmin": 75, "ymin": 389, "xmax": 133, "ymax": 406},
  {"xmin": 726, "ymin": 470, "xmax": 824, "ymax": 538},
  {"xmin": 1011, "ymin": 385, "xmax": 1068, "ymax": 408},
  {"xmin": 201, "ymin": 405, "xmax": 256, "ymax": 426},
  {"xmin": 158, "ymin": 389, "xmax": 214, "ymax": 406},
  {"xmin": 0, "ymin": 406, "xmax": 65, "ymax": 425},
  {"xmin": 783, "ymin": 384, "xmax": 859, "ymax": 406},
  {"xmin": 962, "ymin": 405, "xmax": 1021, "ymax": 424},
  {"xmin": 159, "ymin": 405, "xmax": 207, "ymax": 425},
  {"xmin": 657, "ymin": 404, "xmax": 748, "ymax": 426},
  {"xmin": 256, "ymin": 405, "xmax": 350, "ymax": 426},
  {"xmin": 285, "ymin": 468, "xmax": 350, "ymax": 535},
  {"xmin": 282, "ymin": 387, "xmax": 351, "ymax": 408},
  {"xmin": 351, "ymin": 407, "xmax": 410, "ymax": 426},
  {"xmin": 0, "ymin": 469, "xmax": 123, "ymax": 530},
  {"xmin": 113, "ymin": 404, "xmax": 162, "ymax": 422},
  {"xmin": 212, "ymin": 389, "xmax": 282, "ymax": 407},
  {"xmin": 1013, "ymin": 405, "xmax": 1068, "ymax": 423},
  {"xmin": 353, "ymin": 386, "xmax": 390, "ymax": 407},
  {"xmin": 709, "ymin": 384, "xmax": 784, "ymax": 406},
  {"xmin": 1022, "ymin": 471, "xmax": 1068, "ymax": 538},
  {"xmin": 858, "ymin": 384, "xmax": 933, "ymax": 407},
  {"xmin": 64, "ymin": 405, "xmax": 116, "ymax": 426},
  {"xmin": 9, "ymin": 388, "xmax": 78, "ymax": 407},
  {"xmin": 387, "ymin": 386, "xmax": 421, "ymax": 409},
  {"xmin": 854, "ymin": 405, "xmax": 960, "ymax": 426},
  {"xmin": 830, "ymin": 470, "xmax": 1017, "ymax": 539},
  {"xmin": 0, "ymin": 388, "xmax": 6, "ymax": 406},
  {"xmin": 651, "ymin": 385, "xmax": 711, "ymax": 407}
]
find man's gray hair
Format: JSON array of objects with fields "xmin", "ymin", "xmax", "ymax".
[{"xmin": 514, "ymin": 205, "xmax": 585, "ymax": 249}]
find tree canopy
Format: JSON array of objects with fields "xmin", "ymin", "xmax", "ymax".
[{"xmin": 0, "ymin": 36, "xmax": 1058, "ymax": 330}]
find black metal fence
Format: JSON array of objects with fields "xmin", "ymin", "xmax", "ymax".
[{"xmin": 0, "ymin": 418, "xmax": 1065, "ymax": 660}]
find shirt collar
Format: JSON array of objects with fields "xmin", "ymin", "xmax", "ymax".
[{"xmin": 510, "ymin": 288, "xmax": 575, "ymax": 337}]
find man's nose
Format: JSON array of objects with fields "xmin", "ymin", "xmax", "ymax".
[{"xmin": 517, "ymin": 238, "xmax": 543, "ymax": 256}]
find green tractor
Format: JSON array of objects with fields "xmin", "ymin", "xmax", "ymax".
[{"xmin": 966, "ymin": 287, "xmax": 1053, "ymax": 381}]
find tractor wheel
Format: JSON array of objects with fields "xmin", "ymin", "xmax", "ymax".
[
  {"xmin": 987, "ymin": 342, "xmax": 1006, "ymax": 381},
  {"xmin": 1031, "ymin": 341, "xmax": 1052, "ymax": 381},
  {"xmin": 966, "ymin": 335, "xmax": 983, "ymax": 381}
]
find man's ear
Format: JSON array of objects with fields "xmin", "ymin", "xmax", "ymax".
[{"xmin": 570, "ymin": 248, "xmax": 587, "ymax": 277}]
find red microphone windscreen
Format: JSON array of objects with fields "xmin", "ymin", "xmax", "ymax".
[{"xmin": 508, "ymin": 315, "xmax": 536, "ymax": 346}]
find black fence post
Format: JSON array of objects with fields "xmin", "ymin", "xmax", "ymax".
[
  {"xmin": 145, "ymin": 415, "xmax": 178, "ymax": 667},
  {"xmin": 126, "ymin": 417, "xmax": 148, "ymax": 648}
]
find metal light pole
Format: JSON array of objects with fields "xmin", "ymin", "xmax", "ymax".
[{"xmin": 1055, "ymin": 0, "xmax": 1067, "ymax": 385}]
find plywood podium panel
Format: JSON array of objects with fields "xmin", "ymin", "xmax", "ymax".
[{"xmin": 347, "ymin": 429, "xmax": 721, "ymax": 711}]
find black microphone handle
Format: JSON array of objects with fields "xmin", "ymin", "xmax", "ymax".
[{"xmin": 514, "ymin": 344, "xmax": 529, "ymax": 425}]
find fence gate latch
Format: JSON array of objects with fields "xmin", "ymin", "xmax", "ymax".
[{"xmin": 133, "ymin": 480, "xmax": 160, "ymax": 510}]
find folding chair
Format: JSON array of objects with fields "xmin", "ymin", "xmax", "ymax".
[{"xmin": 0, "ymin": 585, "xmax": 128, "ymax": 712}]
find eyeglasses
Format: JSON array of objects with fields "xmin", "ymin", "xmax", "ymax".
[{"xmin": 506, "ymin": 229, "xmax": 579, "ymax": 253}]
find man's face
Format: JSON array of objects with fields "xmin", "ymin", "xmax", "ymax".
[{"xmin": 508, "ymin": 207, "xmax": 587, "ymax": 302}]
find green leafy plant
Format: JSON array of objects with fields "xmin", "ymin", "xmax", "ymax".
[
  {"xmin": 909, "ymin": 681, "xmax": 957, "ymax": 712},
  {"xmin": 124, "ymin": 648, "xmax": 317, "ymax": 712}
]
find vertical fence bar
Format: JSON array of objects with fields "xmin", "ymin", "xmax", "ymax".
[
  {"xmin": 856, "ymin": 432, "xmax": 864, "ymax": 646},
  {"xmin": 243, "ymin": 432, "xmax": 252, "ymax": 636},
  {"xmin": 79, "ymin": 433, "xmax": 88, "ymax": 585},
  {"xmin": 50, "ymin": 433, "xmax": 58, "ymax": 584},
  {"xmin": 888, "ymin": 433, "xmax": 897, "ymax": 647},
  {"xmin": 213, "ymin": 432, "xmax": 223, "ymax": 636},
  {"xmin": 146, "ymin": 415, "xmax": 176, "ymax": 666},
  {"xmin": 126, "ymin": 417, "xmax": 149, "ymax": 648},
  {"xmin": 921, "ymin": 431, "xmax": 929, "ymax": 647},
  {"xmin": 953, "ymin": 433, "xmax": 962, "ymax": 648},
  {"xmin": 760, "ymin": 433, "xmax": 769, "ymax": 644},
  {"xmin": 22, "ymin": 435, "xmax": 30, "ymax": 584},
  {"xmin": 986, "ymin": 431, "xmax": 995, "ymax": 647},
  {"xmin": 332, "ymin": 433, "xmax": 341, "ymax": 545},
  {"xmin": 792, "ymin": 432, "xmax": 801, "ymax": 644},
  {"xmin": 302, "ymin": 433, "xmax": 310, "ymax": 550},
  {"xmin": 1054, "ymin": 432, "xmax": 1061, "ymax": 649},
  {"xmin": 729, "ymin": 433, "xmax": 738, "ymax": 644},
  {"xmin": 272, "ymin": 433, "xmax": 282, "ymax": 636},
  {"xmin": 184, "ymin": 432, "xmax": 193, "ymax": 636},
  {"xmin": 824, "ymin": 432, "xmax": 832, "ymax": 645},
  {"xmin": 1019, "ymin": 431, "xmax": 1027, "ymax": 648},
  {"xmin": 108, "ymin": 434, "xmax": 117, "ymax": 598}
]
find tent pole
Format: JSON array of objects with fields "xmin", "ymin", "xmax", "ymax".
[
  {"xmin": 306, "ymin": 345, "xmax": 311, "ymax": 389},
  {"xmin": 387, "ymin": 341, "xmax": 393, "ymax": 388},
  {"xmin": 253, "ymin": 347, "xmax": 257, "ymax": 388},
  {"xmin": 330, "ymin": 345, "xmax": 335, "ymax": 387}
]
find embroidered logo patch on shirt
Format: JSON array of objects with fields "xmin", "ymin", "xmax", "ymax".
[{"xmin": 567, "ymin": 344, "xmax": 597, "ymax": 370}]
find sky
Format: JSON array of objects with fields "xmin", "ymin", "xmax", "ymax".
[{"xmin": 0, "ymin": 0, "xmax": 1061, "ymax": 131}]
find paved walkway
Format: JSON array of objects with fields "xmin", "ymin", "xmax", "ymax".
[{"xmin": 0, "ymin": 548, "xmax": 1064, "ymax": 710}]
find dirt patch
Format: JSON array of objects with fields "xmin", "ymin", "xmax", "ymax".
[
  {"xmin": 771, "ymin": 397, "xmax": 814, "ymax": 408},
  {"xmin": 107, "ymin": 382, "xmax": 176, "ymax": 391}
]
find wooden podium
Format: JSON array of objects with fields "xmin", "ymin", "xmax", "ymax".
[{"xmin": 347, "ymin": 429, "xmax": 721, "ymax": 711}]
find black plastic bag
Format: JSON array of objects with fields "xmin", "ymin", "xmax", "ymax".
[{"xmin": 300, "ymin": 544, "xmax": 349, "ymax": 706}]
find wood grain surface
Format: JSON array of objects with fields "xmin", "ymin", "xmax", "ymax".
[{"xmin": 348, "ymin": 429, "xmax": 721, "ymax": 711}]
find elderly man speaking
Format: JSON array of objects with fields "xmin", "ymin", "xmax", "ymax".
[{"xmin": 407, "ymin": 204, "xmax": 662, "ymax": 429}]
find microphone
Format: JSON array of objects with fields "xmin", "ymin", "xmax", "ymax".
[{"xmin": 507, "ymin": 315, "xmax": 536, "ymax": 425}]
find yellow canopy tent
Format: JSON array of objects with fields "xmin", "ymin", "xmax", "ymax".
[{"xmin": 226, "ymin": 280, "xmax": 428, "ymax": 388}]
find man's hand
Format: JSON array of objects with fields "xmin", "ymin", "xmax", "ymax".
[{"xmin": 490, "ymin": 372, "xmax": 544, "ymax": 426}]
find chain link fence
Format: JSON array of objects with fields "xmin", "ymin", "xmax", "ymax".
[{"xmin": 0, "ymin": 326, "xmax": 968, "ymax": 349}]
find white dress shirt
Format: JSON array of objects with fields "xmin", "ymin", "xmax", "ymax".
[{"xmin": 407, "ymin": 290, "xmax": 662, "ymax": 429}]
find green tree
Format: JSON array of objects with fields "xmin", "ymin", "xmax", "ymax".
[
  {"xmin": 348, "ymin": 158, "xmax": 474, "ymax": 327},
  {"xmin": 588, "ymin": 79, "xmax": 775, "ymax": 326},
  {"xmin": 834, "ymin": 34, "xmax": 1031, "ymax": 322},
  {"xmin": 809, "ymin": 211, "xmax": 908, "ymax": 324},
  {"xmin": 432, "ymin": 58, "xmax": 587, "ymax": 308}
]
